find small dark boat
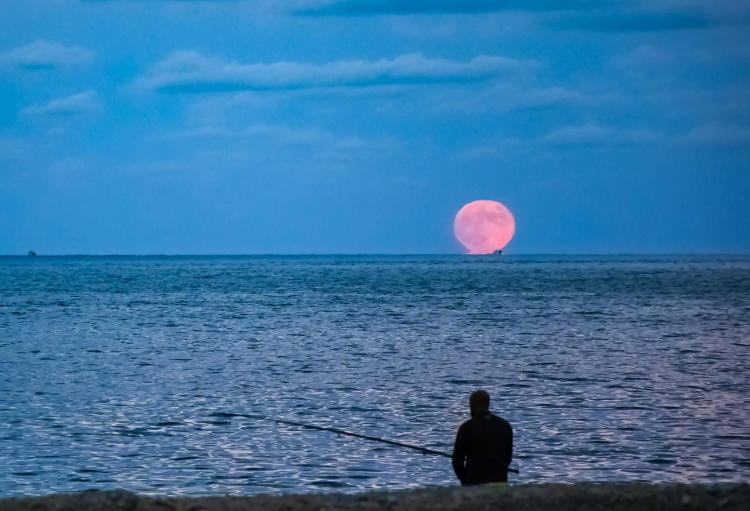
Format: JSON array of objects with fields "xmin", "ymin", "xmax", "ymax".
[
  {"xmin": 492, "ymin": 249, "xmax": 503, "ymax": 255},
  {"xmin": 27, "ymin": 250, "xmax": 37, "ymax": 256}
]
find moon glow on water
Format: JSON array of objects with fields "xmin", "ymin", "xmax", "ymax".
[{"xmin": 454, "ymin": 200, "xmax": 516, "ymax": 254}]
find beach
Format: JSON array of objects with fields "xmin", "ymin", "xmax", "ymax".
[{"xmin": 2, "ymin": 483, "xmax": 749, "ymax": 511}]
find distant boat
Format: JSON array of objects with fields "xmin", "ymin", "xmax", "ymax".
[
  {"xmin": 492, "ymin": 249, "xmax": 503, "ymax": 255},
  {"xmin": 27, "ymin": 250, "xmax": 37, "ymax": 256}
]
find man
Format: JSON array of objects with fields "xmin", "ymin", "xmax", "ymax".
[{"xmin": 452, "ymin": 390, "xmax": 513, "ymax": 485}]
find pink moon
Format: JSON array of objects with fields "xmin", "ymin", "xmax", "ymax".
[{"xmin": 454, "ymin": 200, "xmax": 516, "ymax": 254}]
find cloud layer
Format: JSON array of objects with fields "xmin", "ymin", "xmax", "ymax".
[
  {"xmin": 684, "ymin": 123, "xmax": 750, "ymax": 147},
  {"xmin": 540, "ymin": 123, "xmax": 662, "ymax": 146},
  {"xmin": 297, "ymin": 1, "xmax": 733, "ymax": 33},
  {"xmin": 0, "ymin": 40, "xmax": 92, "ymax": 70},
  {"xmin": 552, "ymin": 10, "xmax": 715, "ymax": 32},
  {"xmin": 442, "ymin": 83, "xmax": 619, "ymax": 113},
  {"xmin": 134, "ymin": 51, "xmax": 535, "ymax": 93},
  {"xmin": 296, "ymin": 0, "xmax": 603, "ymax": 16},
  {"xmin": 22, "ymin": 91, "xmax": 103, "ymax": 116}
]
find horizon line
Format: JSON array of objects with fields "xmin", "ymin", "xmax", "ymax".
[{"xmin": 2, "ymin": 252, "xmax": 749, "ymax": 257}]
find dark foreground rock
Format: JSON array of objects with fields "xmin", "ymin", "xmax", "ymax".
[{"xmin": 1, "ymin": 483, "xmax": 748, "ymax": 511}]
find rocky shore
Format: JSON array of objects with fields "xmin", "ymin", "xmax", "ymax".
[{"xmin": 1, "ymin": 483, "xmax": 748, "ymax": 511}]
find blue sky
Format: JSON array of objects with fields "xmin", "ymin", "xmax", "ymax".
[{"xmin": 0, "ymin": 0, "xmax": 748, "ymax": 254}]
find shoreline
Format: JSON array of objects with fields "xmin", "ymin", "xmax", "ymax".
[{"xmin": 1, "ymin": 483, "xmax": 748, "ymax": 511}]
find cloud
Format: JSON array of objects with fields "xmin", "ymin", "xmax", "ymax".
[
  {"xmin": 133, "ymin": 51, "xmax": 536, "ymax": 93},
  {"xmin": 175, "ymin": 123, "xmax": 335, "ymax": 143},
  {"xmin": 612, "ymin": 45, "xmax": 675, "ymax": 72},
  {"xmin": 296, "ymin": 0, "xmax": 600, "ymax": 16},
  {"xmin": 539, "ymin": 122, "xmax": 750, "ymax": 148},
  {"xmin": 609, "ymin": 45, "xmax": 681, "ymax": 86},
  {"xmin": 647, "ymin": 86, "xmax": 750, "ymax": 118},
  {"xmin": 552, "ymin": 9, "xmax": 716, "ymax": 32},
  {"xmin": 683, "ymin": 123, "xmax": 750, "ymax": 147},
  {"xmin": 459, "ymin": 121, "xmax": 750, "ymax": 159},
  {"xmin": 295, "ymin": 0, "xmax": 744, "ymax": 34},
  {"xmin": 163, "ymin": 122, "xmax": 394, "ymax": 167},
  {"xmin": 609, "ymin": 45, "xmax": 750, "ymax": 104},
  {"xmin": 0, "ymin": 40, "xmax": 92, "ymax": 70},
  {"xmin": 172, "ymin": 122, "xmax": 390, "ymax": 152},
  {"xmin": 540, "ymin": 123, "xmax": 662, "ymax": 146},
  {"xmin": 442, "ymin": 83, "xmax": 619, "ymax": 113},
  {"xmin": 22, "ymin": 91, "xmax": 104, "ymax": 116},
  {"xmin": 456, "ymin": 123, "xmax": 664, "ymax": 159}
]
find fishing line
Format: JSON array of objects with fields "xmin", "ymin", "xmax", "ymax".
[{"xmin": 210, "ymin": 412, "xmax": 519, "ymax": 474}]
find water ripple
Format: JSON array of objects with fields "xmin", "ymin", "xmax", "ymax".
[{"xmin": 1, "ymin": 255, "xmax": 749, "ymax": 496}]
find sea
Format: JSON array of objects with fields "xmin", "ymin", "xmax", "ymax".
[{"xmin": 1, "ymin": 255, "xmax": 749, "ymax": 497}]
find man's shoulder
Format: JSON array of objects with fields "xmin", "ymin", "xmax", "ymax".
[
  {"xmin": 458, "ymin": 418, "xmax": 474, "ymax": 430},
  {"xmin": 457, "ymin": 416, "xmax": 481, "ymax": 434},
  {"xmin": 490, "ymin": 413, "xmax": 512, "ymax": 429},
  {"xmin": 460, "ymin": 414, "xmax": 511, "ymax": 428}
]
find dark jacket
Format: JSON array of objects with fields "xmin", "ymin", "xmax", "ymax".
[{"xmin": 452, "ymin": 412, "xmax": 513, "ymax": 485}]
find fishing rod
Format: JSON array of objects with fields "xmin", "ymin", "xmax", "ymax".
[{"xmin": 211, "ymin": 412, "xmax": 519, "ymax": 474}]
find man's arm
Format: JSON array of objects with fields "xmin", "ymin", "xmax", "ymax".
[{"xmin": 452, "ymin": 425, "xmax": 467, "ymax": 485}]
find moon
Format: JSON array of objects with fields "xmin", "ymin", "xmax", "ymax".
[{"xmin": 454, "ymin": 200, "xmax": 516, "ymax": 254}]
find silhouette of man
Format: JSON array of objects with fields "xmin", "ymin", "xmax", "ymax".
[{"xmin": 452, "ymin": 390, "xmax": 513, "ymax": 485}]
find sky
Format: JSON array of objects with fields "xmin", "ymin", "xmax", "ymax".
[{"xmin": 0, "ymin": 0, "xmax": 749, "ymax": 255}]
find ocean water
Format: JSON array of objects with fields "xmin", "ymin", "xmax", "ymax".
[{"xmin": 1, "ymin": 255, "xmax": 749, "ymax": 497}]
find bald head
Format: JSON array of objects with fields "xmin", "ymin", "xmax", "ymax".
[{"xmin": 469, "ymin": 390, "xmax": 490, "ymax": 416}]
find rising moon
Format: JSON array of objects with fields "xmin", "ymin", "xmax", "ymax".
[{"xmin": 454, "ymin": 200, "xmax": 516, "ymax": 254}]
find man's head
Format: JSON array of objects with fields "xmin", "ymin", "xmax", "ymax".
[{"xmin": 469, "ymin": 390, "xmax": 490, "ymax": 416}]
